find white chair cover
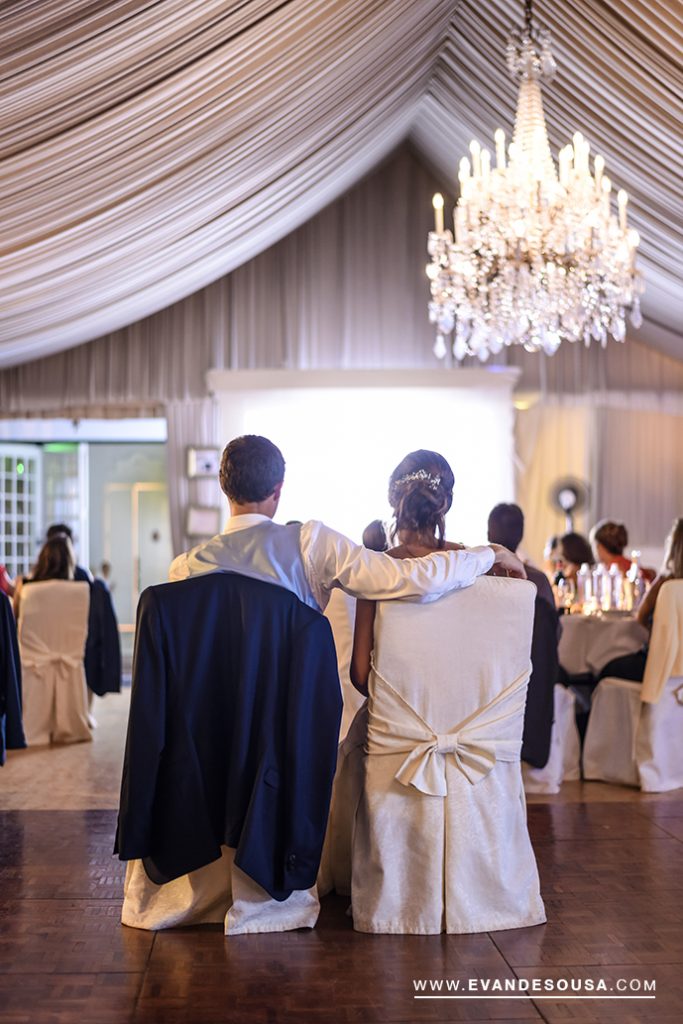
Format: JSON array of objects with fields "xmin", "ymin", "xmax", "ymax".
[
  {"xmin": 584, "ymin": 583, "xmax": 683, "ymax": 792},
  {"xmin": 324, "ymin": 589, "xmax": 365, "ymax": 740},
  {"xmin": 522, "ymin": 685, "xmax": 582, "ymax": 795},
  {"xmin": 584, "ymin": 674, "xmax": 683, "ymax": 792},
  {"xmin": 19, "ymin": 580, "xmax": 91, "ymax": 745},
  {"xmin": 122, "ymin": 848, "xmax": 319, "ymax": 934},
  {"xmin": 317, "ymin": 703, "xmax": 367, "ymax": 898},
  {"xmin": 641, "ymin": 581, "xmax": 683, "ymax": 704},
  {"xmin": 351, "ymin": 576, "xmax": 546, "ymax": 934}
]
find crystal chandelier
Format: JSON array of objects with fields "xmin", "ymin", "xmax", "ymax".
[{"xmin": 427, "ymin": 0, "xmax": 643, "ymax": 361}]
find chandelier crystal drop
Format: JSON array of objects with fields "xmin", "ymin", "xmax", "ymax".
[{"xmin": 427, "ymin": 0, "xmax": 643, "ymax": 362}]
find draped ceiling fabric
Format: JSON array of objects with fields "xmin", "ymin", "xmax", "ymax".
[
  {"xmin": 2, "ymin": 144, "xmax": 683, "ymax": 418},
  {"xmin": 0, "ymin": 0, "xmax": 452, "ymax": 365},
  {"xmin": 0, "ymin": 0, "xmax": 680, "ymax": 376}
]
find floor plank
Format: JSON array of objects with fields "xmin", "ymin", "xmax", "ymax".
[{"xmin": 2, "ymin": 694, "xmax": 683, "ymax": 1021}]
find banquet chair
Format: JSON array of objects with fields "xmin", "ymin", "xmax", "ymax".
[
  {"xmin": 522, "ymin": 596, "xmax": 560, "ymax": 769},
  {"xmin": 583, "ymin": 581, "xmax": 683, "ymax": 792},
  {"xmin": 351, "ymin": 576, "xmax": 545, "ymax": 934},
  {"xmin": 522, "ymin": 685, "xmax": 582, "ymax": 795},
  {"xmin": 324, "ymin": 589, "xmax": 364, "ymax": 741},
  {"xmin": 19, "ymin": 580, "xmax": 91, "ymax": 745},
  {"xmin": 117, "ymin": 573, "xmax": 341, "ymax": 934},
  {"xmin": 1, "ymin": 591, "xmax": 26, "ymax": 762}
]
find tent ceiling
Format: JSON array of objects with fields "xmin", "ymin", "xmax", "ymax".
[{"xmin": 0, "ymin": 0, "xmax": 680, "ymax": 368}]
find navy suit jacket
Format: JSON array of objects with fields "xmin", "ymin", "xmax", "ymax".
[
  {"xmin": 1, "ymin": 591, "xmax": 26, "ymax": 764},
  {"xmin": 85, "ymin": 579, "xmax": 122, "ymax": 696},
  {"xmin": 115, "ymin": 572, "xmax": 341, "ymax": 900}
]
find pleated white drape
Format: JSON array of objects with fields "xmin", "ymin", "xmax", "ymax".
[
  {"xmin": 2, "ymin": 146, "xmax": 683, "ymax": 420},
  {"xmin": 516, "ymin": 395, "xmax": 683, "ymax": 565},
  {"xmin": 0, "ymin": 0, "xmax": 452, "ymax": 364},
  {"xmin": 0, "ymin": 1, "xmax": 680, "ymax": 365}
]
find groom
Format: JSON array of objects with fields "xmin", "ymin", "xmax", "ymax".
[{"xmin": 170, "ymin": 434, "xmax": 525, "ymax": 601}]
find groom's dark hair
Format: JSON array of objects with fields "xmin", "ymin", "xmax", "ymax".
[{"xmin": 219, "ymin": 435, "xmax": 285, "ymax": 503}]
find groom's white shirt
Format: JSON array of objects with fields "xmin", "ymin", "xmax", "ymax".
[{"xmin": 169, "ymin": 513, "xmax": 495, "ymax": 610}]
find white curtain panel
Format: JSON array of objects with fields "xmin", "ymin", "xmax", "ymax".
[
  {"xmin": 165, "ymin": 397, "xmax": 223, "ymax": 556},
  {"xmin": 514, "ymin": 401, "xmax": 595, "ymax": 566},
  {"xmin": 516, "ymin": 396, "xmax": 683, "ymax": 566}
]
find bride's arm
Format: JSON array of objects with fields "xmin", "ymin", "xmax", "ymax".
[{"xmin": 350, "ymin": 599, "xmax": 376, "ymax": 695}]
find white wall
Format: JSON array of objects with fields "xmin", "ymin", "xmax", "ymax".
[{"xmin": 208, "ymin": 369, "xmax": 518, "ymax": 546}]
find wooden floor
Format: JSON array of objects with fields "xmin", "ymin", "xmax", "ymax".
[{"xmin": 2, "ymin": 694, "xmax": 683, "ymax": 1023}]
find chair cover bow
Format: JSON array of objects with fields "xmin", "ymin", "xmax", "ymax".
[
  {"xmin": 366, "ymin": 666, "xmax": 530, "ymax": 796},
  {"xmin": 21, "ymin": 635, "xmax": 84, "ymax": 672}
]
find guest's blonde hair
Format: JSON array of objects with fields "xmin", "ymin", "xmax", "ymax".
[{"xmin": 664, "ymin": 518, "xmax": 683, "ymax": 579}]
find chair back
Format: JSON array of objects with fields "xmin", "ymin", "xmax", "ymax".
[
  {"xmin": 642, "ymin": 580, "xmax": 683, "ymax": 704},
  {"xmin": 372, "ymin": 576, "xmax": 534, "ymax": 729},
  {"xmin": 19, "ymin": 580, "xmax": 90, "ymax": 667}
]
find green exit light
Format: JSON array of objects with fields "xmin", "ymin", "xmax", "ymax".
[
  {"xmin": 16, "ymin": 461, "xmax": 25, "ymax": 475},
  {"xmin": 44, "ymin": 443, "xmax": 77, "ymax": 453}
]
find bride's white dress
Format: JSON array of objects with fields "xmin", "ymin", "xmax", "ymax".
[{"xmin": 347, "ymin": 575, "xmax": 546, "ymax": 934}]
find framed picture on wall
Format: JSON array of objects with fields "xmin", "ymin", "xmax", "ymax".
[
  {"xmin": 186, "ymin": 505, "xmax": 222, "ymax": 537},
  {"xmin": 187, "ymin": 447, "xmax": 220, "ymax": 478}
]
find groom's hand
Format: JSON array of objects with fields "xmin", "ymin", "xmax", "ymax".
[{"xmin": 488, "ymin": 544, "xmax": 527, "ymax": 579}]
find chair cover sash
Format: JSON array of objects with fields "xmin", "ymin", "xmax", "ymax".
[
  {"xmin": 366, "ymin": 665, "xmax": 530, "ymax": 795},
  {"xmin": 21, "ymin": 635, "xmax": 83, "ymax": 673}
]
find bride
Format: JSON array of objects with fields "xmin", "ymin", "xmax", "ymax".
[
  {"xmin": 345, "ymin": 448, "xmax": 545, "ymax": 934},
  {"xmin": 352, "ymin": 448, "xmax": 467, "ymax": 693}
]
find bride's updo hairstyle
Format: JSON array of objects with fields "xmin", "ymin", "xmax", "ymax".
[{"xmin": 388, "ymin": 450, "xmax": 455, "ymax": 548}]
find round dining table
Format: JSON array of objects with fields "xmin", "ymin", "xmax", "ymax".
[{"xmin": 558, "ymin": 612, "xmax": 648, "ymax": 677}]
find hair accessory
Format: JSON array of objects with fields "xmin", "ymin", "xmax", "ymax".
[{"xmin": 393, "ymin": 469, "xmax": 442, "ymax": 491}]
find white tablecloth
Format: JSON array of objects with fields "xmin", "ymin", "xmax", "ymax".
[{"xmin": 558, "ymin": 614, "xmax": 648, "ymax": 676}]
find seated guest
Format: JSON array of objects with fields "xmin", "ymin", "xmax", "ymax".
[
  {"xmin": 598, "ymin": 517, "xmax": 683, "ymax": 683},
  {"xmin": 120, "ymin": 436, "xmax": 525, "ymax": 937},
  {"xmin": 362, "ymin": 519, "xmax": 388, "ymax": 553},
  {"xmin": 556, "ymin": 531, "xmax": 594, "ymax": 584},
  {"xmin": 46, "ymin": 524, "xmax": 92, "ymax": 582},
  {"xmin": 488, "ymin": 503, "xmax": 555, "ymax": 608},
  {"xmin": 0, "ymin": 590, "xmax": 26, "ymax": 763},
  {"xmin": 487, "ymin": 503, "xmax": 559, "ymax": 768},
  {"xmin": 0, "ymin": 562, "xmax": 14, "ymax": 598},
  {"xmin": 16, "ymin": 536, "xmax": 91, "ymax": 745},
  {"xmin": 590, "ymin": 518, "xmax": 655, "ymax": 583},
  {"xmin": 169, "ymin": 435, "xmax": 526, "ymax": 605},
  {"xmin": 349, "ymin": 450, "xmax": 545, "ymax": 933},
  {"xmin": 543, "ymin": 534, "xmax": 562, "ymax": 581},
  {"xmin": 46, "ymin": 526, "xmax": 121, "ymax": 710},
  {"xmin": 590, "ymin": 519, "xmax": 631, "ymax": 574}
]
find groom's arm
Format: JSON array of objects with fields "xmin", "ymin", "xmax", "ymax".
[{"xmin": 301, "ymin": 521, "xmax": 521, "ymax": 609}]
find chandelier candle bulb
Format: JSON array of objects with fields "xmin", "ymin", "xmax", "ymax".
[
  {"xmin": 495, "ymin": 129, "xmax": 506, "ymax": 168},
  {"xmin": 469, "ymin": 139, "xmax": 482, "ymax": 176},
  {"xmin": 559, "ymin": 146, "xmax": 570, "ymax": 187},
  {"xmin": 432, "ymin": 193, "xmax": 445, "ymax": 234},
  {"xmin": 594, "ymin": 154, "xmax": 605, "ymax": 189}
]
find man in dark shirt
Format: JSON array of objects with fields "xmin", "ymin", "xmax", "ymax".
[{"xmin": 487, "ymin": 504, "xmax": 555, "ymax": 608}]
